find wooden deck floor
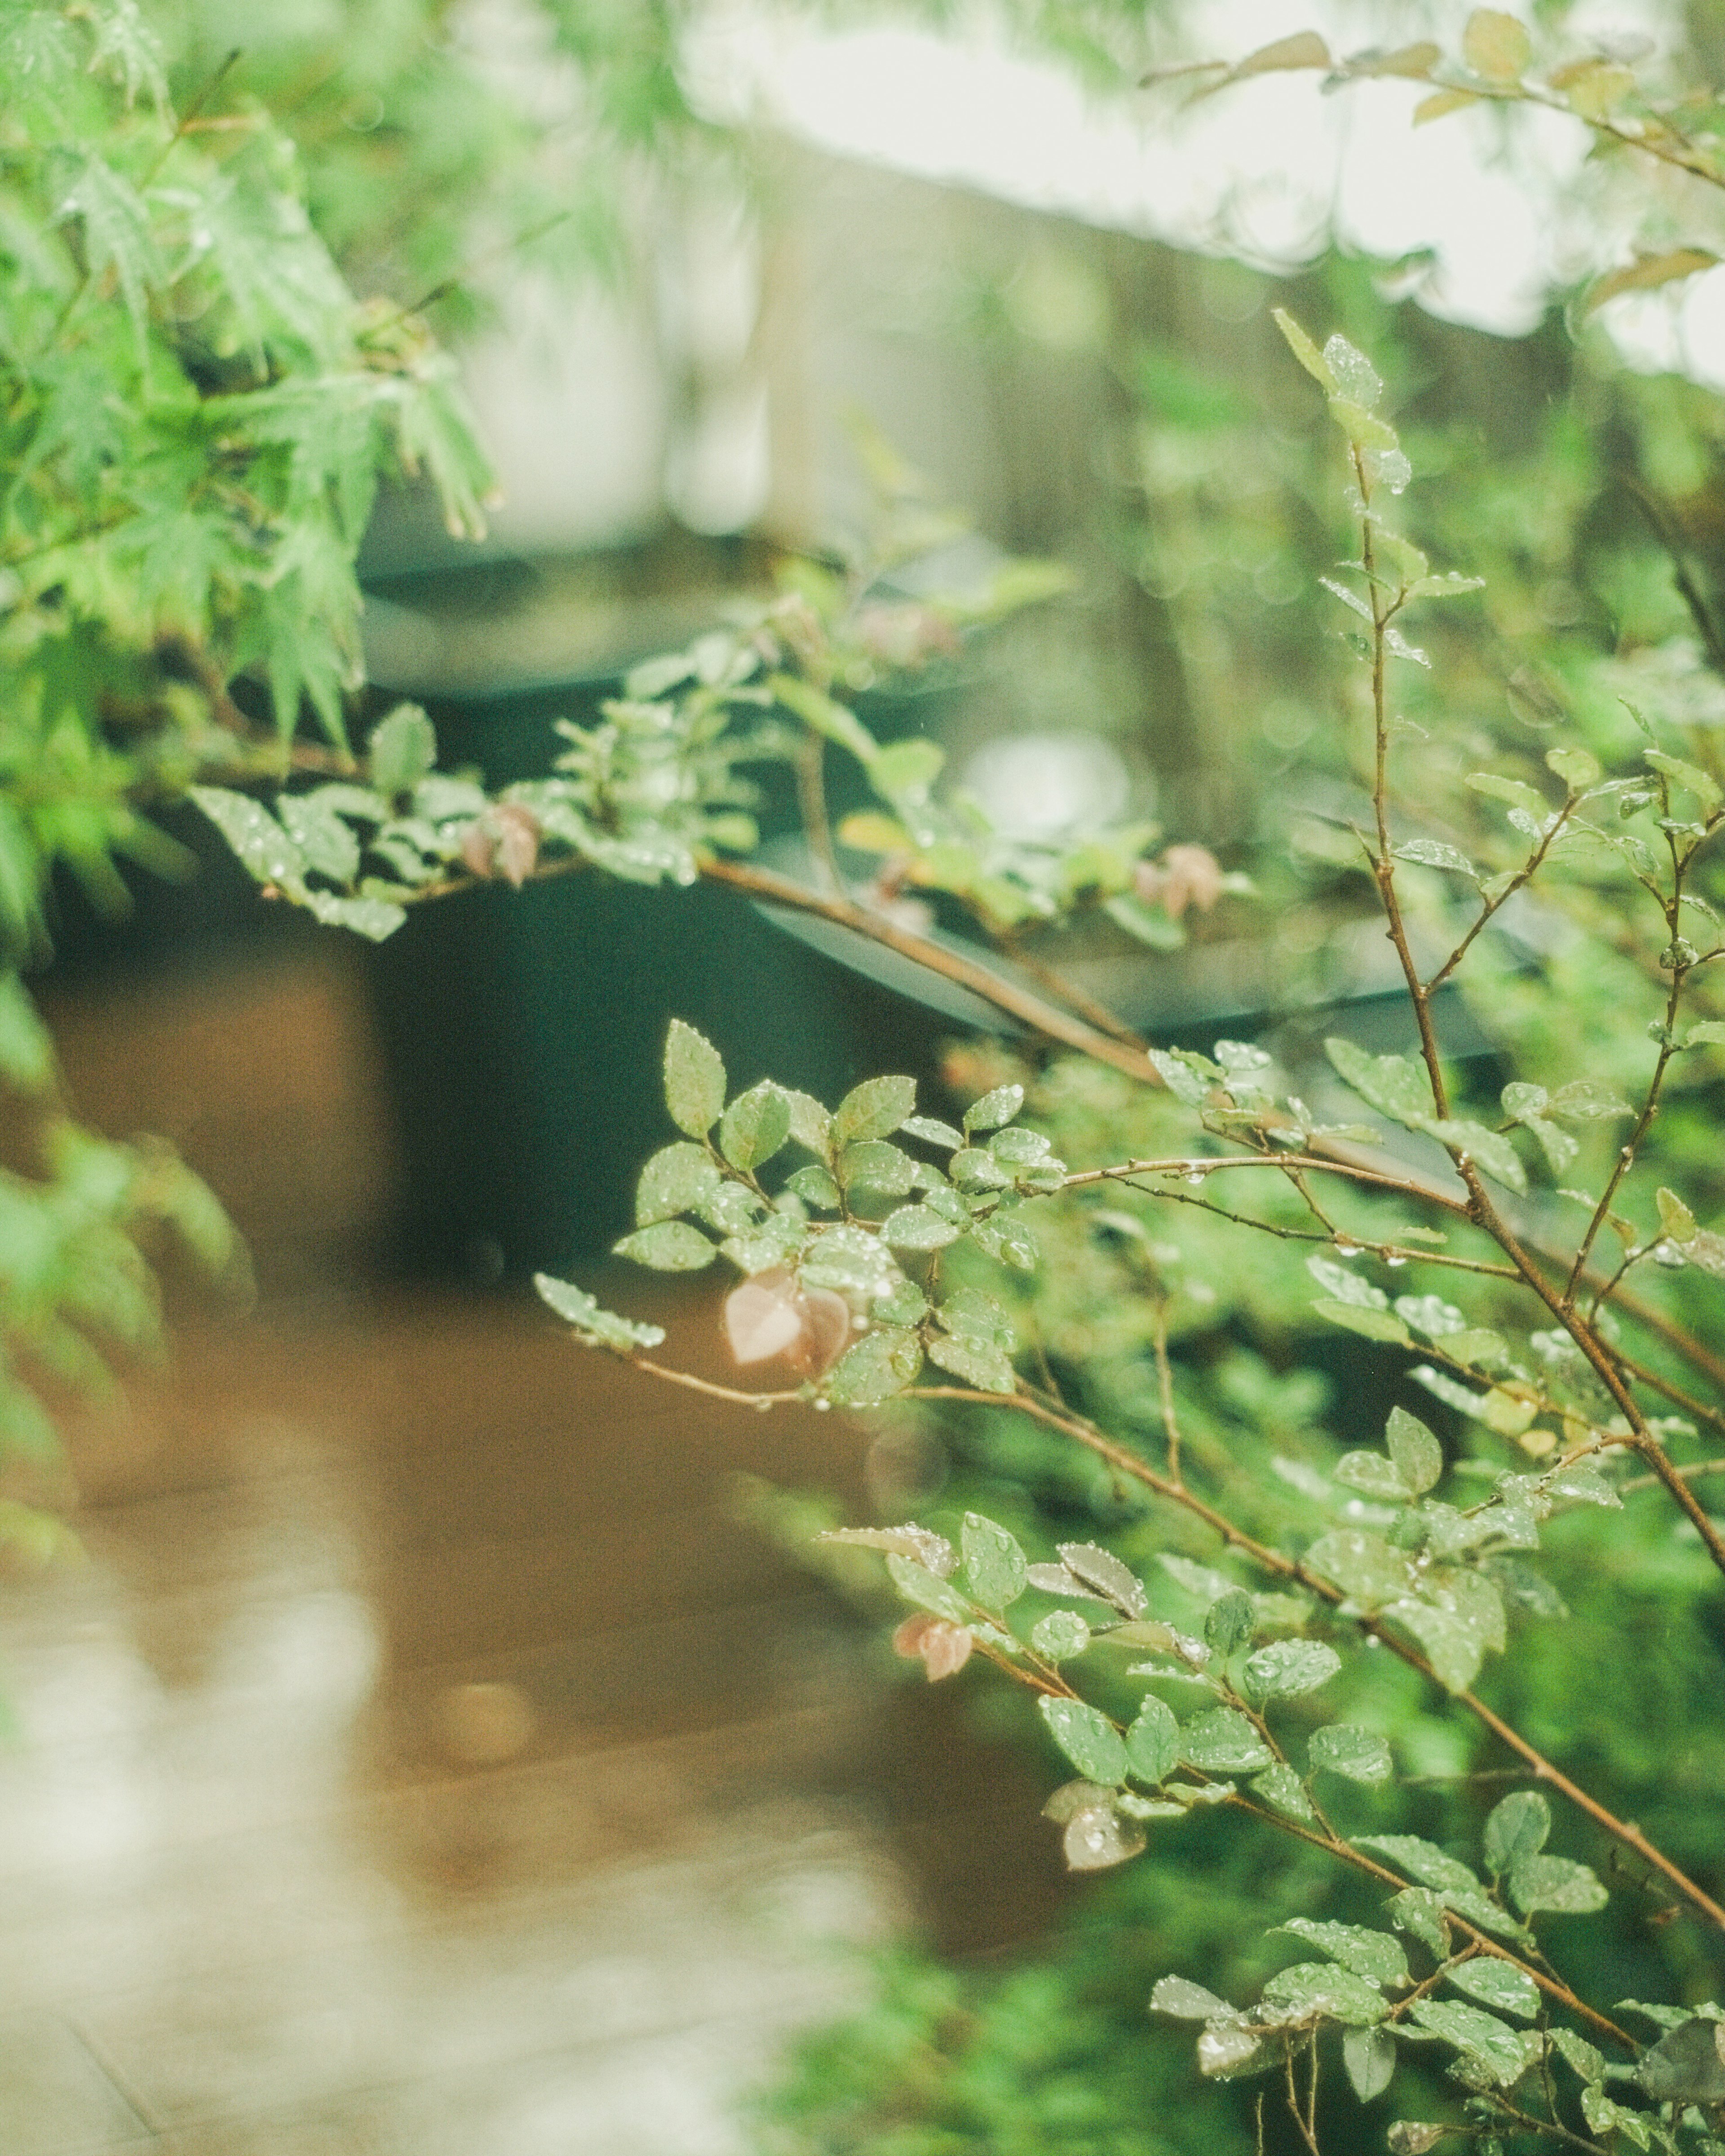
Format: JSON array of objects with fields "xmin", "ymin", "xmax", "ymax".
[{"xmin": 1, "ymin": 947, "xmax": 1064, "ymax": 2153}]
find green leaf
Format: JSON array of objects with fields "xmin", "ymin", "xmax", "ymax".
[
  {"xmin": 769, "ymin": 672, "xmax": 880, "ymax": 764},
  {"xmin": 1343, "ymin": 2024, "xmax": 1398, "ymax": 2102},
  {"xmin": 880, "ymin": 1204, "xmax": 963, "ymax": 1250},
  {"xmin": 369, "ymin": 705, "xmax": 438, "ymax": 797},
  {"xmin": 1125, "ymin": 1696, "xmax": 1180, "ymax": 1785},
  {"xmin": 1386, "ymin": 1407, "xmax": 1443, "ymax": 1496},
  {"xmin": 1686, "ymin": 1021, "xmax": 1725, "ymax": 1049},
  {"xmin": 1278, "ymin": 1919, "xmax": 1408, "ymax": 1989},
  {"xmin": 1656, "ymin": 1186, "xmax": 1697, "ymax": 1244},
  {"xmin": 1446, "ymin": 1959, "xmax": 1539, "ymax": 2022},
  {"xmin": 926, "ymin": 1332, "xmax": 1017, "ymax": 1393},
  {"xmin": 1181, "ymin": 1709, "xmax": 1273, "ymax": 1775},
  {"xmin": 612, "ymin": 1220, "xmax": 717, "ymax": 1271},
  {"xmin": 188, "ymin": 788, "xmax": 307, "ymax": 889},
  {"xmin": 886, "ymin": 1553, "xmax": 971, "ymax": 1622},
  {"xmin": 1407, "ymin": 1999, "xmax": 1539, "ymax": 2087},
  {"xmin": 1204, "ymin": 1589, "xmax": 1256, "ymax": 1657},
  {"xmin": 1482, "ymin": 1791, "xmax": 1549, "ymax": 1875},
  {"xmin": 833, "ymin": 1076, "xmax": 917, "ymax": 1148},
  {"xmin": 825, "ymin": 1327, "xmax": 923, "ymax": 1405},
  {"xmin": 1150, "ymin": 1975, "xmax": 1235, "ymax": 2020},
  {"xmin": 787, "ymin": 1164, "xmax": 842, "ymax": 1210},
  {"xmin": 901, "ymin": 1115, "xmax": 964, "ymax": 1150},
  {"xmin": 871, "ymin": 738, "xmax": 946, "ymax": 799},
  {"xmin": 1381, "ymin": 1594, "xmax": 1489, "ymax": 1692},
  {"xmin": 721, "ymin": 1082, "xmax": 792, "ymax": 1171},
  {"xmin": 302, "ymin": 892, "xmax": 407, "ymax": 941},
  {"xmin": 1645, "ymin": 748, "xmax": 1721, "ymax": 811},
  {"xmin": 1467, "ymin": 771, "xmax": 1548, "ymax": 820},
  {"xmin": 664, "ymin": 1020, "xmax": 727, "ymax": 1139},
  {"xmin": 1309, "ymin": 1724, "xmax": 1393, "ymax": 1785},
  {"xmin": 1462, "ymin": 9, "xmax": 1531, "ymax": 82},
  {"xmin": 961, "ymin": 1514, "xmax": 1027, "ymax": 1611},
  {"xmin": 1304, "ymin": 1532, "xmax": 1415, "ymax": 1608},
  {"xmin": 1032, "ymin": 1609, "xmax": 1092, "ymax": 1660},
  {"xmin": 1581, "ymin": 2087, "xmax": 1655, "ymax": 2149},
  {"xmin": 1333, "ymin": 1450, "xmax": 1415, "ymax": 1501},
  {"xmin": 532, "ymin": 1274, "xmax": 665, "ymax": 1351},
  {"xmin": 1039, "ymin": 1695, "xmax": 1129, "ymax": 1785},
  {"xmin": 1389, "ymin": 1890, "xmax": 1450, "ymax": 1959},
  {"xmin": 1307, "ymin": 1255, "xmax": 1388, "ymax": 1308},
  {"xmin": 1252, "ymin": 1763, "xmax": 1316, "ymax": 1822},
  {"xmin": 780, "ymin": 1089, "xmax": 833, "ymax": 1154},
  {"xmin": 1241, "ymin": 1639, "xmax": 1341, "ymax": 1701},
  {"xmin": 1549, "ymin": 2028, "xmax": 1605, "ymax": 2086},
  {"xmin": 1429, "ymin": 1118, "xmax": 1527, "ymax": 1194},
  {"xmin": 1393, "ymin": 839, "xmax": 1477, "ymax": 877},
  {"xmin": 279, "ymin": 794, "xmax": 360, "ymax": 885},
  {"xmin": 970, "ymin": 1210, "xmax": 1039, "ymax": 1270},
  {"xmin": 963, "ymin": 1083, "xmax": 1025, "ymax": 1134},
  {"xmin": 1507, "ymin": 1854, "xmax": 1607, "ymax": 1915},
  {"xmin": 1547, "ymin": 746, "xmax": 1601, "ymax": 789},
  {"xmin": 1259, "ymin": 1961, "xmax": 1387, "ymax": 2027},
  {"xmin": 1313, "ymin": 1300, "xmax": 1414, "ymax": 1346},
  {"xmin": 1325, "ymin": 1038, "xmax": 1433, "ymax": 1123},
  {"xmin": 1357, "ymin": 1836, "xmax": 1485, "ymax": 1897},
  {"xmin": 636, "ymin": 1142, "xmax": 722, "ymax": 1225},
  {"xmin": 0, "ymin": 975, "xmax": 55, "ymax": 1096},
  {"xmin": 839, "ymin": 1139, "xmax": 917, "ymax": 1195},
  {"xmin": 1272, "ymin": 309, "xmax": 1338, "ymax": 394}
]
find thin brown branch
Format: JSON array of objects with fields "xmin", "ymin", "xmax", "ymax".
[{"xmin": 1064, "ymin": 1152, "xmax": 1475, "ymax": 1216}]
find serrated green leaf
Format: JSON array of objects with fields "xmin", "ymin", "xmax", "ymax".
[
  {"xmin": 880, "ymin": 1204, "xmax": 963, "ymax": 1250},
  {"xmin": 1393, "ymin": 839, "xmax": 1477, "ymax": 877},
  {"xmin": 1039, "ymin": 1695, "xmax": 1129, "ymax": 1785},
  {"xmin": 1343, "ymin": 2024, "xmax": 1398, "ymax": 2102},
  {"xmin": 1304, "ymin": 1532, "xmax": 1416, "ymax": 1608},
  {"xmin": 787, "ymin": 1163, "xmax": 842, "ymax": 1210},
  {"xmin": 1242, "ymin": 1639, "xmax": 1342, "ymax": 1701},
  {"xmin": 664, "ymin": 1019, "xmax": 726, "ymax": 1138},
  {"xmin": 963, "ymin": 1083, "xmax": 1025, "ymax": 1134},
  {"xmin": 1181, "ymin": 1708, "xmax": 1273, "ymax": 1775},
  {"xmin": 1278, "ymin": 1919, "xmax": 1408, "ymax": 1989},
  {"xmin": 926, "ymin": 1332, "xmax": 1016, "ymax": 1393},
  {"xmin": 369, "ymin": 705, "xmax": 438, "ymax": 797},
  {"xmin": 1325, "ymin": 1038, "xmax": 1433, "ymax": 1123},
  {"xmin": 613, "ymin": 1220, "xmax": 717, "ymax": 1271},
  {"xmin": 961, "ymin": 1514, "xmax": 1027, "ymax": 1611},
  {"xmin": 887, "ymin": 1553, "xmax": 971, "ymax": 1622},
  {"xmin": 1309, "ymin": 1723, "xmax": 1393, "ymax": 1783},
  {"xmin": 1150, "ymin": 1975, "xmax": 1236, "ymax": 2020},
  {"xmin": 1446, "ymin": 1958, "xmax": 1540, "ymax": 2021},
  {"xmin": 1125, "ymin": 1695, "xmax": 1180, "ymax": 1785},
  {"xmin": 533, "ymin": 1274, "xmax": 665, "ymax": 1351},
  {"xmin": 1507, "ymin": 1853, "xmax": 1607, "ymax": 1915},
  {"xmin": 1204, "ymin": 1589, "xmax": 1256, "ymax": 1657},
  {"xmin": 838, "ymin": 1139, "xmax": 917, "ymax": 1195},
  {"xmin": 1334, "ymin": 1450, "xmax": 1415, "ymax": 1500},
  {"xmin": 1252, "ymin": 1763, "xmax": 1316, "ymax": 1821},
  {"xmin": 1483, "ymin": 1791, "xmax": 1549, "ymax": 1874},
  {"xmin": 1260, "ymin": 1961, "xmax": 1388, "ymax": 2027},
  {"xmin": 825, "ymin": 1327, "xmax": 922, "ymax": 1405},
  {"xmin": 1389, "ymin": 1889, "xmax": 1450, "ymax": 1957},
  {"xmin": 901, "ymin": 1115, "xmax": 964, "ymax": 1150},
  {"xmin": 189, "ymin": 787, "xmax": 306, "ymax": 888},
  {"xmin": 629, "ymin": 1142, "xmax": 720, "ymax": 1231},
  {"xmin": 1381, "ymin": 1595, "xmax": 1487, "ymax": 1693},
  {"xmin": 721, "ymin": 1082, "xmax": 792, "ymax": 1171},
  {"xmin": 833, "ymin": 1075, "xmax": 917, "ymax": 1147},
  {"xmin": 1407, "ymin": 1997, "xmax": 1539, "ymax": 2085},
  {"xmin": 1032, "ymin": 1609, "xmax": 1092, "ymax": 1660}
]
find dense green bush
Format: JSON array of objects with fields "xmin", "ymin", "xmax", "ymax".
[{"xmin": 5, "ymin": 3, "xmax": 1725, "ymax": 2150}]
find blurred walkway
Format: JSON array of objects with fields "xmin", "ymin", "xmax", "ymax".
[{"xmin": 2, "ymin": 946, "xmax": 1064, "ymax": 2154}]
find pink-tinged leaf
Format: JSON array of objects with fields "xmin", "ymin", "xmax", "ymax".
[
  {"xmin": 460, "ymin": 804, "xmax": 543, "ymax": 885},
  {"xmin": 892, "ymin": 1613, "xmax": 974, "ymax": 1679},
  {"xmin": 493, "ymin": 803, "xmax": 541, "ymax": 886},
  {"xmin": 725, "ymin": 1272, "xmax": 808, "ymax": 1364},
  {"xmin": 1134, "ymin": 844, "xmax": 1225, "ymax": 919},
  {"xmin": 790, "ymin": 1286, "xmax": 853, "ymax": 1376},
  {"xmin": 821, "ymin": 1523, "xmax": 957, "ymax": 1576}
]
